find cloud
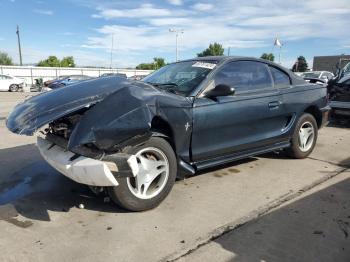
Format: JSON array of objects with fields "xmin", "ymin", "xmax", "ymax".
[
  {"xmin": 92, "ymin": 4, "xmax": 171, "ymax": 19},
  {"xmin": 33, "ymin": 9, "xmax": 53, "ymax": 15},
  {"xmin": 4, "ymin": 45, "xmax": 120, "ymax": 67},
  {"xmin": 192, "ymin": 3, "xmax": 214, "ymax": 11},
  {"xmin": 168, "ymin": 0, "xmax": 182, "ymax": 5},
  {"xmin": 76, "ymin": 0, "xmax": 350, "ymax": 66},
  {"xmin": 148, "ymin": 17, "xmax": 192, "ymax": 26}
]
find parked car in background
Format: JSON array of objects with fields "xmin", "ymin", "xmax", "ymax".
[
  {"xmin": 336, "ymin": 62, "xmax": 350, "ymax": 80},
  {"xmin": 46, "ymin": 75, "xmax": 93, "ymax": 91},
  {"xmin": 44, "ymin": 75, "xmax": 69, "ymax": 87},
  {"xmin": 129, "ymin": 74, "xmax": 148, "ymax": 81},
  {"xmin": 328, "ymin": 73, "xmax": 350, "ymax": 120},
  {"xmin": 0, "ymin": 74, "xmax": 26, "ymax": 92},
  {"xmin": 301, "ymin": 71, "xmax": 334, "ymax": 83},
  {"xmin": 7, "ymin": 57, "xmax": 330, "ymax": 211},
  {"xmin": 100, "ymin": 73, "xmax": 127, "ymax": 78}
]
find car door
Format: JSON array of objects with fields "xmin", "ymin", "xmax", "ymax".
[
  {"xmin": 0, "ymin": 75, "xmax": 5, "ymax": 90},
  {"xmin": 0, "ymin": 75, "xmax": 11, "ymax": 91},
  {"xmin": 191, "ymin": 60, "xmax": 289, "ymax": 163}
]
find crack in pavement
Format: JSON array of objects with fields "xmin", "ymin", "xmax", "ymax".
[
  {"xmin": 163, "ymin": 159, "xmax": 349, "ymax": 262},
  {"xmin": 307, "ymin": 156, "xmax": 350, "ymax": 168}
]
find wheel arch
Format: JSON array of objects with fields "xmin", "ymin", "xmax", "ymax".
[
  {"xmin": 151, "ymin": 116, "xmax": 176, "ymax": 152},
  {"xmin": 304, "ymin": 105, "xmax": 322, "ymax": 128}
]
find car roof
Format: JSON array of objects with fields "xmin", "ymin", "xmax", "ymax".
[
  {"xmin": 181, "ymin": 56, "xmax": 297, "ymax": 76},
  {"xmin": 182, "ymin": 56, "xmax": 243, "ymax": 63},
  {"xmin": 181, "ymin": 56, "xmax": 289, "ymax": 68}
]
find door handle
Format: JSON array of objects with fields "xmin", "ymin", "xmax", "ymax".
[{"xmin": 268, "ymin": 101, "xmax": 281, "ymax": 109}]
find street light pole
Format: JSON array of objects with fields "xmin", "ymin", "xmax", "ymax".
[
  {"xmin": 169, "ymin": 28, "xmax": 184, "ymax": 62},
  {"xmin": 16, "ymin": 25, "xmax": 23, "ymax": 66}
]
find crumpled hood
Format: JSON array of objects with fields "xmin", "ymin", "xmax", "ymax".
[
  {"xmin": 6, "ymin": 77, "xmax": 155, "ymax": 135},
  {"xmin": 7, "ymin": 75, "xmax": 193, "ymax": 162}
]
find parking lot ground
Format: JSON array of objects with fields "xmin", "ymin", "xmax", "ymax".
[
  {"xmin": 0, "ymin": 93, "xmax": 349, "ymax": 262},
  {"xmin": 178, "ymin": 170, "xmax": 350, "ymax": 262}
]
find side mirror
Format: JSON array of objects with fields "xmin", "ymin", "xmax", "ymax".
[{"xmin": 205, "ymin": 84, "xmax": 235, "ymax": 98}]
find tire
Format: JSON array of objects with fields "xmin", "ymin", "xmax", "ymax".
[
  {"xmin": 108, "ymin": 137, "xmax": 177, "ymax": 211},
  {"xmin": 286, "ymin": 113, "xmax": 318, "ymax": 159},
  {"xmin": 9, "ymin": 84, "xmax": 19, "ymax": 92}
]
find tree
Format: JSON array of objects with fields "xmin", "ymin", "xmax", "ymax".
[
  {"xmin": 197, "ymin": 43, "xmax": 224, "ymax": 57},
  {"xmin": 37, "ymin": 56, "xmax": 61, "ymax": 67},
  {"xmin": 0, "ymin": 51, "xmax": 13, "ymax": 65},
  {"xmin": 136, "ymin": 57, "xmax": 166, "ymax": 70},
  {"xmin": 260, "ymin": 53, "xmax": 275, "ymax": 62},
  {"xmin": 292, "ymin": 56, "xmax": 308, "ymax": 72},
  {"xmin": 60, "ymin": 56, "xmax": 75, "ymax": 67},
  {"xmin": 153, "ymin": 57, "xmax": 165, "ymax": 69}
]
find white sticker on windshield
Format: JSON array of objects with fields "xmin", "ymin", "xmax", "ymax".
[{"xmin": 192, "ymin": 62, "xmax": 216, "ymax": 69}]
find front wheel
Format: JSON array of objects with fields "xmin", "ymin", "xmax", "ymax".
[
  {"xmin": 287, "ymin": 113, "xmax": 318, "ymax": 159},
  {"xmin": 108, "ymin": 137, "xmax": 177, "ymax": 211}
]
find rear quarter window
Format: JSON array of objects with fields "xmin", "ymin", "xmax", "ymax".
[{"xmin": 269, "ymin": 66, "xmax": 291, "ymax": 88}]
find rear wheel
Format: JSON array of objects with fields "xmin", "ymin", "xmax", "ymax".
[
  {"xmin": 9, "ymin": 84, "xmax": 19, "ymax": 92},
  {"xmin": 287, "ymin": 113, "xmax": 318, "ymax": 159},
  {"xmin": 108, "ymin": 137, "xmax": 177, "ymax": 211}
]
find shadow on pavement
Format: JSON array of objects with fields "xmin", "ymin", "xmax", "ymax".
[
  {"xmin": 0, "ymin": 145, "xmax": 130, "ymax": 227},
  {"xmin": 212, "ymin": 176, "xmax": 350, "ymax": 262},
  {"xmin": 0, "ymin": 144, "xmax": 259, "ymax": 226}
]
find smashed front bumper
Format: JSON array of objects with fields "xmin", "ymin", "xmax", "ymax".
[{"xmin": 37, "ymin": 137, "xmax": 138, "ymax": 186}]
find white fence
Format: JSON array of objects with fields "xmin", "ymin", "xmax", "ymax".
[{"xmin": 0, "ymin": 65, "xmax": 153, "ymax": 86}]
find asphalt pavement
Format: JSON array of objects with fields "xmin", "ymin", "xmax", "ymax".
[{"xmin": 0, "ymin": 92, "xmax": 349, "ymax": 262}]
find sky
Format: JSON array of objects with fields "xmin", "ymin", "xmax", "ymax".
[{"xmin": 0, "ymin": 0, "xmax": 349, "ymax": 68}]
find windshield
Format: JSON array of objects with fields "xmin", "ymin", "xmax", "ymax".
[
  {"xmin": 142, "ymin": 60, "xmax": 218, "ymax": 95},
  {"xmin": 301, "ymin": 72, "xmax": 321, "ymax": 78},
  {"xmin": 342, "ymin": 63, "xmax": 350, "ymax": 76}
]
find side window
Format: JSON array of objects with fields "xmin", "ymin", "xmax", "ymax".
[
  {"xmin": 214, "ymin": 61, "xmax": 272, "ymax": 93},
  {"xmin": 269, "ymin": 66, "xmax": 291, "ymax": 88}
]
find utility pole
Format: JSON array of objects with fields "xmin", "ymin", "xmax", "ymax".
[
  {"xmin": 227, "ymin": 47, "xmax": 231, "ymax": 56},
  {"xmin": 110, "ymin": 34, "xmax": 114, "ymax": 69},
  {"xmin": 169, "ymin": 28, "xmax": 184, "ymax": 62},
  {"xmin": 16, "ymin": 25, "xmax": 23, "ymax": 66}
]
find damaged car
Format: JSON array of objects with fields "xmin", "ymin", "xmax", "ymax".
[
  {"xmin": 6, "ymin": 57, "xmax": 330, "ymax": 211},
  {"xmin": 328, "ymin": 74, "xmax": 350, "ymax": 120}
]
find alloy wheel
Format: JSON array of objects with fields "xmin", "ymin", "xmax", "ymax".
[
  {"xmin": 126, "ymin": 147, "xmax": 169, "ymax": 199},
  {"xmin": 298, "ymin": 121, "xmax": 315, "ymax": 152}
]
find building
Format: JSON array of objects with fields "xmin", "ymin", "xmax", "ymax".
[{"xmin": 313, "ymin": 55, "xmax": 350, "ymax": 73}]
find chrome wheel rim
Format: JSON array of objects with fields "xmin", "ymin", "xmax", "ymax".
[
  {"xmin": 126, "ymin": 147, "xmax": 169, "ymax": 200},
  {"xmin": 298, "ymin": 121, "xmax": 315, "ymax": 152}
]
